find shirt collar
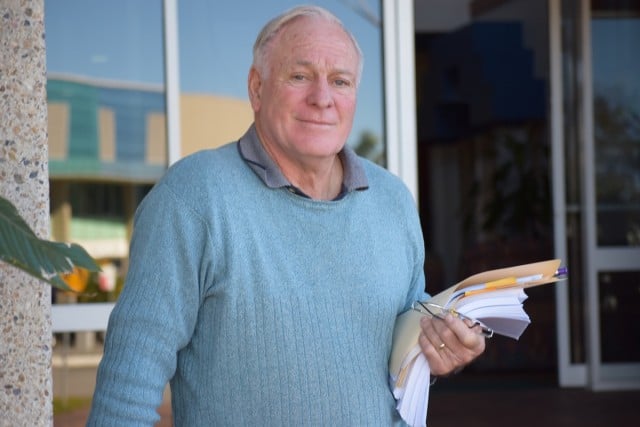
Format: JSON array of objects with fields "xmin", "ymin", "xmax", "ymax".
[{"xmin": 237, "ymin": 124, "xmax": 369, "ymax": 198}]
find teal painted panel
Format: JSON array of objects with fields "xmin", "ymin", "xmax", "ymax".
[
  {"xmin": 48, "ymin": 159, "xmax": 165, "ymax": 183},
  {"xmin": 70, "ymin": 217, "xmax": 128, "ymax": 240},
  {"xmin": 47, "ymin": 78, "xmax": 166, "ymax": 182},
  {"xmin": 48, "ymin": 80, "xmax": 99, "ymax": 159}
]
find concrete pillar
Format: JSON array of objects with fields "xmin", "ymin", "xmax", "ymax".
[{"xmin": 0, "ymin": 0, "xmax": 53, "ymax": 425}]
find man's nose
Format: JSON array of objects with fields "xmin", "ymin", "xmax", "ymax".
[{"xmin": 307, "ymin": 79, "xmax": 334, "ymax": 108}]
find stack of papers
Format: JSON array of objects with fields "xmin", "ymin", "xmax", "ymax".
[
  {"xmin": 391, "ymin": 348, "xmax": 430, "ymax": 427},
  {"xmin": 389, "ymin": 259, "xmax": 567, "ymax": 427}
]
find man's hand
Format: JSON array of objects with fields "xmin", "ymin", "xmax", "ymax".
[{"xmin": 418, "ymin": 314, "xmax": 486, "ymax": 376}]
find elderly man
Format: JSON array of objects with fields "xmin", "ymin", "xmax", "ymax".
[{"xmin": 87, "ymin": 5, "xmax": 484, "ymax": 426}]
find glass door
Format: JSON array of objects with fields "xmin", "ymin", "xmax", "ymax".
[
  {"xmin": 553, "ymin": 0, "xmax": 640, "ymax": 390},
  {"xmin": 585, "ymin": 0, "xmax": 640, "ymax": 390}
]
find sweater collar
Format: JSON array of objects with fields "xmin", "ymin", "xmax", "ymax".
[{"xmin": 237, "ymin": 124, "xmax": 369, "ymax": 198}]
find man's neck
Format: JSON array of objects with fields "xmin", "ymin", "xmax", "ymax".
[
  {"xmin": 288, "ymin": 155, "xmax": 343, "ymax": 200},
  {"xmin": 259, "ymin": 140, "xmax": 344, "ymax": 200}
]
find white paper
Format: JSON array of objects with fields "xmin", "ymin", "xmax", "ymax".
[
  {"xmin": 390, "ymin": 289, "xmax": 534, "ymax": 426},
  {"xmin": 391, "ymin": 350, "xmax": 430, "ymax": 427}
]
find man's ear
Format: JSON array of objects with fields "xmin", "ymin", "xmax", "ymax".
[{"xmin": 248, "ymin": 67, "xmax": 262, "ymax": 112}]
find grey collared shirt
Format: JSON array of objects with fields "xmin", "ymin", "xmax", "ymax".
[{"xmin": 237, "ymin": 124, "xmax": 369, "ymax": 200}]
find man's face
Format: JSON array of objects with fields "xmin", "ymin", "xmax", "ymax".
[{"xmin": 249, "ymin": 17, "xmax": 359, "ymax": 165}]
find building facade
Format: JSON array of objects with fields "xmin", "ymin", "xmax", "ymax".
[{"xmin": 46, "ymin": 0, "xmax": 639, "ymax": 395}]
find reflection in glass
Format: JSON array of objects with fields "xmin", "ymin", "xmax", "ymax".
[
  {"xmin": 592, "ymin": 16, "xmax": 640, "ymax": 247},
  {"xmin": 45, "ymin": 1, "xmax": 165, "ymax": 304},
  {"xmin": 414, "ymin": 1, "xmax": 556, "ymax": 372},
  {"xmin": 177, "ymin": 1, "xmax": 385, "ymax": 163}
]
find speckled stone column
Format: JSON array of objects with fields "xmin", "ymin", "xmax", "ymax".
[{"xmin": 0, "ymin": 0, "xmax": 53, "ymax": 425}]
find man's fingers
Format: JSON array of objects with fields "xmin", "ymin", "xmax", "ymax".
[{"xmin": 418, "ymin": 314, "xmax": 486, "ymax": 376}]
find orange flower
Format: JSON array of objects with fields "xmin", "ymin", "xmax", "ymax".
[{"xmin": 62, "ymin": 267, "xmax": 90, "ymax": 292}]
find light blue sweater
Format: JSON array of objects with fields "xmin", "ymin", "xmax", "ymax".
[{"xmin": 88, "ymin": 129, "xmax": 427, "ymax": 426}]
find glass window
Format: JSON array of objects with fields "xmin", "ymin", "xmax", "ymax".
[
  {"xmin": 177, "ymin": 0, "xmax": 385, "ymax": 164},
  {"xmin": 592, "ymin": 11, "xmax": 640, "ymax": 247},
  {"xmin": 46, "ymin": 0, "xmax": 166, "ymax": 182},
  {"xmin": 45, "ymin": 0, "xmax": 165, "ymax": 300},
  {"xmin": 415, "ymin": 0, "xmax": 555, "ymax": 371}
]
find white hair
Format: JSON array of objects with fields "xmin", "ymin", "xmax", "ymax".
[{"xmin": 252, "ymin": 5, "xmax": 364, "ymax": 85}]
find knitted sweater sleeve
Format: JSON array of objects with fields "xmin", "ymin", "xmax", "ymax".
[
  {"xmin": 87, "ymin": 181, "xmax": 210, "ymax": 426},
  {"xmin": 396, "ymin": 178, "xmax": 429, "ymax": 310}
]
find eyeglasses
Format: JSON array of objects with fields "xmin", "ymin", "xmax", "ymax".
[{"xmin": 411, "ymin": 301, "xmax": 494, "ymax": 338}]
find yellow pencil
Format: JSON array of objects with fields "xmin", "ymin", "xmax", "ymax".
[{"xmin": 462, "ymin": 276, "xmax": 518, "ymax": 297}]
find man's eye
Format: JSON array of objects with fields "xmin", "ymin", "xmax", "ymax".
[
  {"xmin": 334, "ymin": 79, "xmax": 352, "ymax": 88},
  {"xmin": 292, "ymin": 74, "xmax": 306, "ymax": 81}
]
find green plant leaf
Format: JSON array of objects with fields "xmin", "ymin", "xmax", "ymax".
[{"xmin": 0, "ymin": 195, "xmax": 101, "ymax": 291}]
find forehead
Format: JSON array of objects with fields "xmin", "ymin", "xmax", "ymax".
[{"xmin": 270, "ymin": 17, "xmax": 359, "ymax": 71}]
